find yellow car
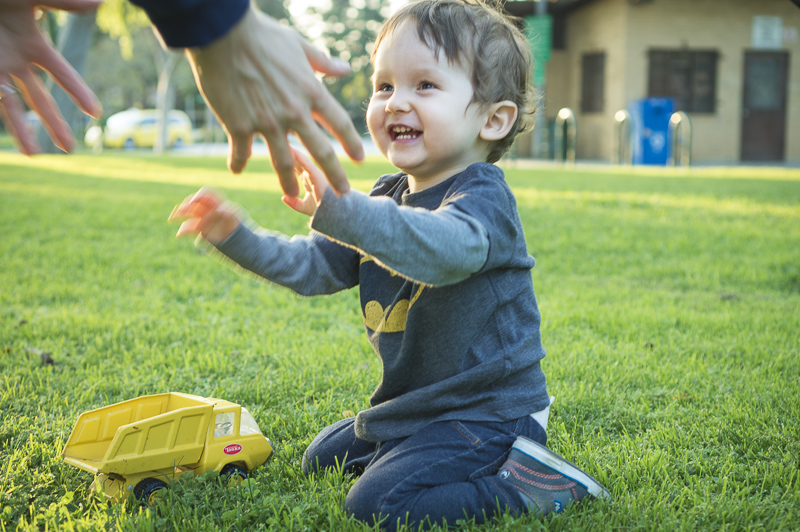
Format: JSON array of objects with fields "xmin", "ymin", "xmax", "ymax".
[
  {"xmin": 62, "ymin": 393, "xmax": 273, "ymax": 504},
  {"xmin": 85, "ymin": 108, "xmax": 194, "ymax": 150}
]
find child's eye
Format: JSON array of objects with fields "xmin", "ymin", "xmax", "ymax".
[
  {"xmin": 419, "ymin": 81, "xmax": 436, "ymax": 90},
  {"xmin": 375, "ymin": 83, "xmax": 393, "ymax": 93}
]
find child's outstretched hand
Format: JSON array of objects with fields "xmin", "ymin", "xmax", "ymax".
[
  {"xmin": 281, "ymin": 149, "xmax": 331, "ymax": 217},
  {"xmin": 168, "ymin": 187, "xmax": 242, "ymax": 245}
]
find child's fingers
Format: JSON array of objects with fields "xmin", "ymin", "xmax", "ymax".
[
  {"xmin": 291, "ymin": 147, "xmax": 332, "ymax": 200},
  {"xmin": 291, "ymin": 148, "xmax": 322, "ymax": 181},
  {"xmin": 292, "ymin": 152, "xmax": 306, "ymax": 175},
  {"xmin": 168, "ymin": 198, "xmax": 197, "ymax": 222},
  {"xmin": 176, "ymin": 218, "xmax": 202, "ymax": 238},
  {"xmin": 290, "ymin": 152, "xmax": 314, "ymax": 194},
  {"xmin": 192, "ymin": 188, "xmax": 223, "ymax": 208},
  {"xmin": 291, "ymin": 148, "xmax": 316, "ymax": 174},
  {"xmin": 281, "ymin": 193, "xmax": 317, "ymax": 217},
  {"xmin": 169, "ymin": 203, "xmax": 199, "ymax": 222},
  {"xmin": 169, "ymin": 194, "xmax": 202, "ymax": 221},
  {"xmin": 170, "ymin": 188, "xmax": 240, "ymax": 243},
  {"xmin": 281, "ymin": 194, "xmax": 303, "ymax": 212},
  {"xmin": 176, "ymin": 206, "xmax": 222, "ymax": 238},
  {"xmin": 169, "ymin": 190, "xmax": 223, "ymax": 222}
]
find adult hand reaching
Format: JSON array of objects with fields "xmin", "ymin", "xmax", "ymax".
[
  {"xmin": 0, "ymin": 0, "xmax": 103, "ymax": 154},
  {"xmin": 185, "ymin": 5, "xmax": 364, "ymax": 197}
]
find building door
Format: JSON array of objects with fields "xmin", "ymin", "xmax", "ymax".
[{"xmin": 741, "ymin": 51, "xmax": 789, "ymax": 161}]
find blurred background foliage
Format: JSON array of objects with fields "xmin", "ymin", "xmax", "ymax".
[{"xmin": 81, "ymin": 0, "xmax": 386, "ymax": 135}]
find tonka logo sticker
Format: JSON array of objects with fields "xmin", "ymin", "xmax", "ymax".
[{"xmin": 223, "ymin": 443, "xmax": 242, "ymax": 455}]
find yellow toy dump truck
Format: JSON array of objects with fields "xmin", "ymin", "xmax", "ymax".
[{"xmin": 62, "ymin": 392, "xmax": 273, "ymax": 504}]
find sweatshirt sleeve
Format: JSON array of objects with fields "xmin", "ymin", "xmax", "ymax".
[
  {"xmin": 310, "ymin": 188, "xmax": 490, "ymax": 287},
  {"xmin": 213, "ymin": 223, "xmax": 360, "ymax": 296},
  {"xmin": 129, "ymin": 0, "xmax": 249, "ymax": 48}
]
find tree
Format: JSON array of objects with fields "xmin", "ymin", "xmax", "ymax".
[
  {"xmin": 295, "ymin": 0, "xmax": 388, "ymax": 134},
  {"xmin": 85, "ymin": 27, "xmax": 159, "ymax": 114},
  {"xmin": 153, "ymin": 50, "xmax": 181, "ymax": 153}
]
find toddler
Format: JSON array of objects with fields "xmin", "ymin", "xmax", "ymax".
[{"xmin": 171, "ymin": 0, "xmax": 610, "ymax": 528}]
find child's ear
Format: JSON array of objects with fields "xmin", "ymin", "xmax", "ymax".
[{"xmin": 479, "ymin": 101, "xmax": 518, "ymax": 141}]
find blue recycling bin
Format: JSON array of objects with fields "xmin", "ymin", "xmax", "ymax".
[{"xmin": 629, "ymin": 98, "xmax": 674, "ymax": 165}]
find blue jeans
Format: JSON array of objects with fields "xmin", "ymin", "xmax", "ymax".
[{"xmin": 302, "ymin": 415, "xmax": 547, "ymax": 529}]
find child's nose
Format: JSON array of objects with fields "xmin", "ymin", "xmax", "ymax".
[{"xmin": 385, "ymin": 90, "xmax": 411, "ymax": 113}]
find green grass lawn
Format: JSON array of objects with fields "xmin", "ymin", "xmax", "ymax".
[{"xmin": 1, "ymin": 152, "xmax": 798, "ymax": 531}]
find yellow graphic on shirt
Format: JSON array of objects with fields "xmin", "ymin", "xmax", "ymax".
[{"xmin": 361, "ymin": 255, "xmax": 424, "ymax": 333}]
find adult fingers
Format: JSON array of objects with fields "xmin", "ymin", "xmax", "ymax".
[
  {"xmin": 297, "ymin": 36, "xmax": 364, "ymax": 166},
  {"xmin": 298, "ymin": 36, "xmax": 351, "ymax": 78},
  {"xmin": 292, "ymin": 117, "xmax": 350, "ymax": 195},
  {"xmin": 307, "ymin": 84, "xmax": 364, "ymax": 165},
  {"xmin": 226, "ymin": 130, "xmax": 253, "ymax": 174},
  {"xmin": 37, "ymin": 44, "xmax": 102, "ymax": 118},
  {"xmin": 262, "ymin": 133, "xmax": 300, "ymax": 198},
  {"xmin": 312, "ymin": 95, "xmax": 364, "ymax": 165},
  {"xmin": 16, "ymin": 69, "xmax": 73, "ymax": 152},
  {"xmin": 0, "ymin": 81, "xmax": 39, "ymax": 155}
]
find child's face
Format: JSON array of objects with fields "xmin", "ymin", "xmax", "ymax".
[{"xmin": 367, "ymin": 22, "xmax": 490, "ymax": 192}]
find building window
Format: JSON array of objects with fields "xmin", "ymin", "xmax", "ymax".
[
  {"xmin": 648, "ymin": 50, "xmax": 718, "ymax": 113},
  {"xmin": 581, "ymin": 52, "xmax": 605, "ymax": 113}
]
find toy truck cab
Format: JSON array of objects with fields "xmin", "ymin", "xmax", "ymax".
[
  {"xmin": 62, "ymin": 393, "xmax": 273, "ymax": 504},
  {"xmin": 202, "ymin": 401, "xmax": 269, "ymax": 482}
]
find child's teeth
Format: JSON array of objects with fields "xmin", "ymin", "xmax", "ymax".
[{"xmin": 393, "ymin": 127, "xmax": 417, "ymax": 140}]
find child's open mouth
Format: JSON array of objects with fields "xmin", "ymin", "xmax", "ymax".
[{"xmin": 390, "ymin": 126, "xmax": 421, "ymax": 141}]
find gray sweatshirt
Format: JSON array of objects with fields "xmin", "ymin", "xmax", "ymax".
[{"xmin": 216, "ymin": 163, "xmax": 549, "ymax": 442}]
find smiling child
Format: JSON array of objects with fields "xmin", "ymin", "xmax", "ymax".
[{"xmin": 170, "ymin": 0, "xmax": 611, "ymax": 528}]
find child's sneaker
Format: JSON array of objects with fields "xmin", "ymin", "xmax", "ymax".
[{"xmin": 497, "ymin": 436, "xmax": 611, "ymax": 515}]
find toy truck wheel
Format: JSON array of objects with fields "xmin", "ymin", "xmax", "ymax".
[
  {"xmin": 221, "ymin": 464, "xmax": 248, "ymax": 486},
  {"xmin": 133, "ymin": 478, "xmax": 168, "ymax": 506}
]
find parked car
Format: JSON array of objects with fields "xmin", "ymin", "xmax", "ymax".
[{"xmin": 85, "ymin": 108, "xmax": 193, "ymax": 150}]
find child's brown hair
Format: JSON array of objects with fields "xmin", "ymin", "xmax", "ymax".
[{"xmin": 373, "ymin": 0, "xmax": 536, "ymax": 163}]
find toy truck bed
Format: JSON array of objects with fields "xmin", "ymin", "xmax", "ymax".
[{"xmin": 62, "ymin": 393, "xmax": 215, "ymax": 476}]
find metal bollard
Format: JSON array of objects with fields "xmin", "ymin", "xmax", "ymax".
[
  {"xmin": 612, "ymin": 110, "xmax": 631, "ymax": 165},
  {"xmin": 554, "ymin": 108, "xmax": 577, "ymax": 164},
  {"xmin": 668, "ymin": 111, "xmax": 692, "ymax": 167}
]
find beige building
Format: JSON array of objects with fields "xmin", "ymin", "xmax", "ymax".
[{"xmin": 508, "ymin": 0, "xmax": 800, "ymax": 164}]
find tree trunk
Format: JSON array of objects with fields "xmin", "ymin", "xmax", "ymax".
[
  {"xmin": 153, "ymin": 51, "xmax": 181, "ymax": 154},
  {"xmin": 36, "ymin": 11, "xmax": 97, "ymax": 153}
]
